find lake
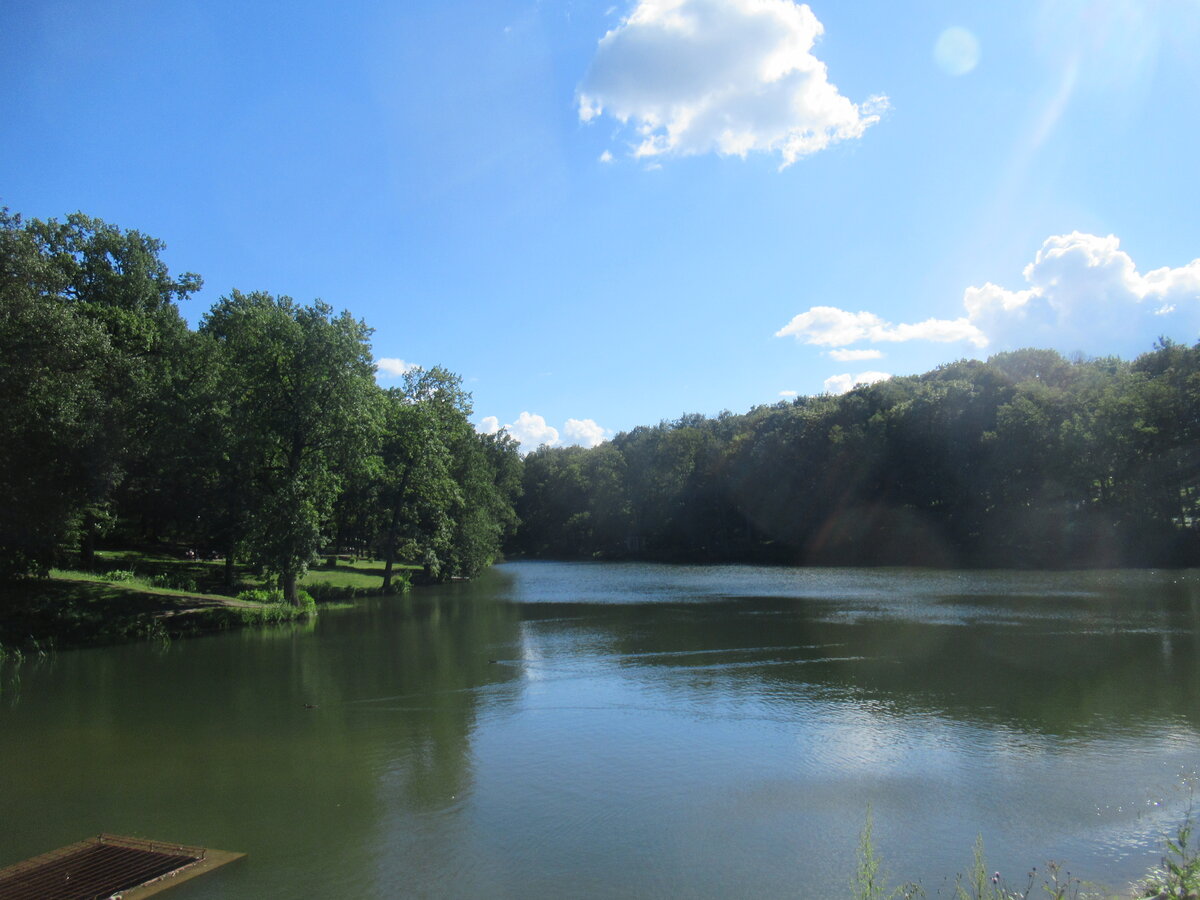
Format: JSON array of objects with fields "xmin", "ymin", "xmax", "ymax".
[{"xmin": 2, "ymin": 562, "xmax": 1198, "ymax": 898}]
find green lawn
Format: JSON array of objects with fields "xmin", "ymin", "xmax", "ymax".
[
  {"xmin": 87, "ymin": 549, "xmax": 418, "ymax": 596},
  {"xmin": 50, "ymin": 566, "xmax": 242, "ymax": 601},
  {"xmin": 301, "ymin": 558, "xmax": 418, "ymax": 594}
]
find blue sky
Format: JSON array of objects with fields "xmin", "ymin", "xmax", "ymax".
[{"xmin": 4, "ymin": 0, "xmax": 1199, "ymax": 450}]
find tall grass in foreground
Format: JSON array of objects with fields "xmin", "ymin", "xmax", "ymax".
[
  {"xmin": 1138, "ymin": 817, "xmax": 1199, "ymax": 899},
  {"xmin": 852, "ymin": 807, "xmax": 924, "ymax": 899},
  {"xmin": 850, "ymin": 812, "xmax": 1199, "ymax": 899}
]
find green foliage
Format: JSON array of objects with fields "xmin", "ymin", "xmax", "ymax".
[
  {"xmin": 303, "ymin": 576, "xmax": 407, "ymax": 601},
  {"xmin": 1138, "ymin": 816, "xmax": 1200, "ymax": 899},
  {"xmin": 850, "ymin": 809, "xmax": 925, "ymax": 900},
  {"xmin": 0, "ymin": 208, "xmax": 201, "ymax": 576},
  {"xmin": 1034, "ymin": 861, "xmax": 1084, "ymax": 900},
  {"xmin": 954, "ymin": 836, "xmax": 1010, "ymax": 900},
  {"xmin": 0, "ymin": 214, "xmax": 118, "ymax": 575},
  {"xmin": 219, "ymin": 587, "xmax": 317, "ymax": 625},
  {"xmin": 512, "ymin": 341, "xmax": 1200, "ymax": 568},
  {"xmin": 852, "ymin": 808, "xmax": 889, "ymax": 900},
  {"xmin": 201, "ymin": 290, "xmax": 379, "ymax": 603},
  {"xmin": 148, "ymin": 572, "xmax": 198, "ymax": 592},
  {"xmin": 359, "ymin": 367, "xmax": 522, "ymax": 584},
  {"xmin": 13, "ymin": 202, "xmax": 1199, "ymax": 640},
  {"xmin": 102, "ymin": 569, "xmax": 138, "ymax": 583},
  {"xmin": 196, "ymin": 602, "xmax": 314, "ymax": 628},
  {"xmin": 1, "ymin": 202, "xmax": 525, "ymax": 644},
  {"xmin": 236, "ymin": 588, "xmax": 286, "ymax": 604},
  {"xmin": 843, "ymin": 815, "xmax": 1200, "ymax": 899}
]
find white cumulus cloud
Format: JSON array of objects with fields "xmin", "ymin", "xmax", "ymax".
[
  {"xmin": 375, "ymin": 357, "xmax": 418, "ymax": 379},
  {"xmin": 578, "ymin": 0, "xmax": 886, "ymax": 168},
  {"xmin": 505, "ymin": 412, "xmax": 560, "ymax": 453},
  {"xmin": 778, "ymin": 233, "xmax": 1200, "ymax": 360},
  {"xmin": 962, "ymin": 232, "xmax": 1200, "ymax": 354},
  {"xmin": 564, "ymin": 418, "xmax": 609, "ymax": 448},
  {"xmin": 776, "ymin": 306, "xmax": 986, "ymax": 347},
  {"xmin": 823, "ymin": 370, "xmax": 892, "ymax": 395},
  {"xmin": 478, "ymin": 413, "xmax": 612, "ymax": 453}
]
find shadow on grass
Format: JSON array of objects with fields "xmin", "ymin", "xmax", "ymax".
[
  {"xmin": 0, "ymin": 578, "xmax": 185, "ymax": 649},
  {"xmin": 0, "ymin": 574, "xmax": 315, "ymax": 652}
]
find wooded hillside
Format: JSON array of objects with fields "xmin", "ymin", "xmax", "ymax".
[{"xmin": 515, "ymin": 345, "xmax": 1200, "ymax": 567}]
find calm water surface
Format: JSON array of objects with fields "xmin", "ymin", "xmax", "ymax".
[{"xmin": 2, "ymin": 563, "xmax": 1199, "ymax": 897}]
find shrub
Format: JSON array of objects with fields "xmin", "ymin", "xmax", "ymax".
[
  {"xmin": 235, "ymin": 588, "xmax": 315, "ymax": 615},
  {"xmin": 149, "ymin": 573, "xmax": 198, "ymax": 592},
  {"xmin": 304, "ymin": 581, "xmax": 339, "ymax": 602},
  {"xmin": 296, "ymin": 590, "xmax": 316, "ymax": 614},
  {"xmin": 236, "ymin": 588, "xmax": 285, "ymax": 604}
]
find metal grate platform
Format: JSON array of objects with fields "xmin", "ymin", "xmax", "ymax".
[{"xmin": 0, "ymin": 834, "xmax": 240, "ymax": 900}]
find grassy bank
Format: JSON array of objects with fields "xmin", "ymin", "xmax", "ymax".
[
  {"xmin": 0, "ymin": 572, "xmax": 310, "ymax": 653},
  {"xmin": 0, "ymin": 549, "xmax": 415, "ymax": 654}
]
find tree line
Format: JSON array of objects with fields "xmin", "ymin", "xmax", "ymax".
[
  {"xmin": 515, "ymin": 344, "xmax": 1200, "ymax": 567},
  {"xmin": 0, "ymin": 210, "xmax": 522, "ymax": 601},
  {"xmin": 5, "ymin": 208, "xmax": 1197, "ymax": 592}
]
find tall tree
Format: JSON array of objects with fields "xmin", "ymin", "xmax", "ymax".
[
  {"xmin": 0, "ymin": 213, "xmax": 118, "ymax": 575},
  {"xmin": 446, "ymin": 426, "xmax": 522, "ymax": 578},
  {"xmin": 18, "ymin": 211, "xmax": 201, "ymax": 563},
  {"xmin": 0, "ymin": 210, "xmax": 200, "ymax": 574},
  {"xmin": 373, "ymin": 380, "xmax": 460, "ymax": 589},
  {"xmin": 201, "ymin": 291, "xmax": 377, "ymax": 604},
  {"xmin": 394, "ymin": 367, "xmax": 522, "ymax": 580}
]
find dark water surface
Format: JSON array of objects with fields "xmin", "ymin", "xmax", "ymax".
[{"xmin": 2, "ymin": 562, "xmax": 1198, "ymax": 898}]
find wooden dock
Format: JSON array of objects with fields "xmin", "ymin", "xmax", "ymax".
[{"xmin": 0, "ymin": 834, "xmax": 243, "ymax": 899}]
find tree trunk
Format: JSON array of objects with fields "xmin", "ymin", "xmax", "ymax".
[
  {"xmin": 224, "ymin": 550, "xmax": 235, "ymax": 587},
  {"xmin": 382, "ymin": 504, "xmax": 399, "ymax": 591},
  {"xmin": 281, "ymin": 570, "xmax": 300, "ymax": 606},
  {"xmin": 382, "ymin": 547, "xmax": 394, "ymax": 591},
  {"xmin": 80, "ymin": 516, "xmax": 96, "ymax": 569}
]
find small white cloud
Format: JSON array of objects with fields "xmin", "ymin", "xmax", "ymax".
[
  {"xmin": 599, "ymin": 149, "xmax": 614, "ymax": 163},
  {"xmin": 564, "ymin": 418, "xmax": 609, "ymax": 448},
  {"xmin": 578, "ymin": 0, "xmax": 886, "ymax": 169},
  {"xmin": 482, "ymin": 413, "xmax": 610, "ymax": 452},
  {"xmin": 375, "ymin": 357, "xmax": 417, "ymax": 379},
  {"xmin": 492, "ymin": 411, "xmax": 560, "ymax": 453},
  {"xmin": 829, "ymin": 348, "xmax": 884, "ymax": 361},
  {"xmin": 823, "ymin": 374, "xmax": 854, "ymax": 395},
  {"xmin": 776, "ymin": 305, "xmax": 986, "ymax": 347},
  {"xmin": 823, "ymin": 370, "xmax": 892, "ymax": 395},
  {"xmin": 934, "ymin": 26, "xmax": 980, "ymax": 76},
  {"xmin": 779, "ymin": 389, "xmax": 798, "ymax": 397}
]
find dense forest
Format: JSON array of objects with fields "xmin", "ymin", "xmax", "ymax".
[
  {"xmin": 4, "ymin": 209, "xmax": 1199, "ymax": 600},
  {"xmin": 514, "ymin": 345, "xmax": 1200, "ymax": 568},
  {"xmin": 0, "ymin": 210, "xmax": 522, "ymax": 602}
]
